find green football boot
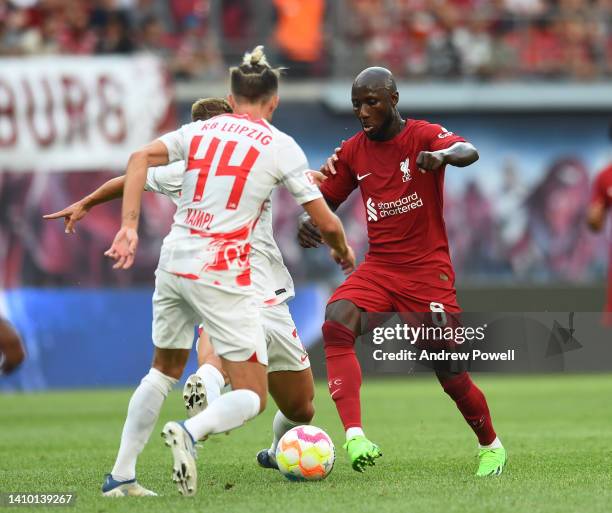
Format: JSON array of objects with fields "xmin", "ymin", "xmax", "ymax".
[
  {"xmin": 476, "ymin": 446, "xmax": 507, "ymax": 476},
  {"xmin": 343, "ymin": 436, "xmax": 382, "ymax": 473}
]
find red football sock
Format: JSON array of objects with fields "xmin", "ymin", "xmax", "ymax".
[
  {"xmin": 322, "ymin": 320, "xmax": 362, "ymax": 431},
  {"xmin": 440, "ymin": 372, "xmax": 496, "ymax": 446}
]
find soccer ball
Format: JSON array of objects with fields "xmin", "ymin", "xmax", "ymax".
[{"xmin": 275, "ymin": 425, "xmax": 335, "ymax": 481}]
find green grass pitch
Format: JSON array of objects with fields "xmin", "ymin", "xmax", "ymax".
[{"xmin": 1, "ymin": 374, "xmax": 611, "ymax": 513}]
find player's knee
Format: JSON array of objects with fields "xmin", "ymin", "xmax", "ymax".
[
  {"xmin": 325, "ymin": 300, "xmax": 361, "ymax": 335},
  {"xmin": 322, "ymin": 319, "xmax": 356, "ymax": 349}
]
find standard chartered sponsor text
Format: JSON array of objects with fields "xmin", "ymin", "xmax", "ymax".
[{"xmin": 377, "ymin": 192, "xmax": 423, "ymax": 218}]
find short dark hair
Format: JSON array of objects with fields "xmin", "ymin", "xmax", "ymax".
[
  {"xmin": 191, "ymin": 98, "xmax": 232, "ymax": 121},
  {"xmin": 230, "ymin": 46, "xmax": 282, "ymax": 102}
]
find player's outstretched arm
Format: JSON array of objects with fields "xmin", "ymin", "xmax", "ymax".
[
  {"xmin": 42, "ymin": 176, "xmax": 126, "ymax": 234},
  {"xmin": 105, "ymin": 140, "xmax": 169, "ymax": 270},
  {"xmin": 417, "ymin": 142, "xmax": 479, "ymax": 172},
  {"xmin": 301, "ymin": 198, "xmax": 355, "ymax": 274}
]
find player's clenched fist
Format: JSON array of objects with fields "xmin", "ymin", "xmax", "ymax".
[
  {"xmin": 297, "ymin": 213, "xmax": 323, "ymax": 248},
  {"xmin": 416, "ymin": 150, "xmax": 445, "ymax": 172},
  {"xmin": 105, "ymin": 226, "xmax": 139, "ymax": 269}
]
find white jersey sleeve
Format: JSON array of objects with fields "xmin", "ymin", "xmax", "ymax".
[
  {"xmin": 158, "ymin": 125, "xmax": 189, "ymax": 163},
  {"xmin": 275, "ymin": 134, "xmax": 322, "ymax": 205},
  {"xmin": 144, "ymin": 161, "xmax": 185, "ymax": 204}
]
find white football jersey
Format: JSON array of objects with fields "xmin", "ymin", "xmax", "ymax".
[
  {"xmin": 156, "ymin": 113, "xmax": 320, "ymax": 291},
  {"xmin": 145, "ymin": 162, "xmax": 297, "ymax": 306}
]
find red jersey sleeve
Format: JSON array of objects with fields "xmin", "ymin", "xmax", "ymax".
[
  {"xmin": 419, "ymin": 122, "xmax": 467, "ymax": 152},
  {"xmin": 319, "ymin": 142, "xmax": 358, "ymax": 208},
  {"xmin": 590, "ymin": 166, "xmax": 612, "ymax": 209}
]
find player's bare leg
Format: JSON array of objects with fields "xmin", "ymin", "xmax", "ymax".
[
  {"xmin": 435, "ymin": 369, "xmax": 506, "ymax": 476},
  {"xmin": 322, "ymin": 299, "xmax": 382, "ymax": 472},
  {"xmin": 0, "ymin": 317, "xmax": 25, "ymax": 376},
  {"xmin": 163, "ymin": 358, "xmax": 267, "ymax": 495},
  {"xmin": 183, "ymin": 329, "xmax": 229, "ymax": 417},
  {"xmin": 257, "ymin": 368, "xmax": 315, "ymax": 469},
  {"xmin": 103, "ymin": 347, "xmax": 189, "ymax": 497}
]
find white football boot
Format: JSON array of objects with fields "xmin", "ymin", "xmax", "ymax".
[
  {"xmin": 161, "ymin": 421, "xmax": 198, "ymax": 496},
  {"xmin": 182, "ymin": 374, "xmax": 208, "ymax": 418},
  {"xmin": 101, "ymin": 474, "xmax": 157, "ymax": 497}
]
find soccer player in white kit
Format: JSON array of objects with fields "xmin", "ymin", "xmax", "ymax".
[
  {"xmin": 45, "ymin": 96, "xmax": 326, "ymax": 481},
  {"xmin": 46, "ymin": 96, "xmax": 331, "ymax": 477},
  {"xmin": 104, "ymin": 46, "xmax": 355, "ymax": 496},
  {"xmin": 148, "ymin": 160, "xmax": 321, "ymax": 471}
]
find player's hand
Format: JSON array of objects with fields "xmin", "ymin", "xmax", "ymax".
[
  {"xmin": 297, "ymin": 213, "xmax": 323, "ymax": 248},
  {"xmin": 306, "ymin": 170, "xmax": 328, "ymax": 187},
  {"xmin": 104, "ymin": 227, "xmax": 139, "ymax": 269},
  {"xmin": 319, "ymin": 141, "xmax": 345, "ymax": 176},
  {"xmin": 42, "ymin": 200, "xmax": 90, "ymax": 234},
  {"xmin": 416, "ymin": 150, "xmax": 445, "ymax": 172},
  {"xmin": 331, "ymin": 245, "xmax": 356, "ymax": 275}
]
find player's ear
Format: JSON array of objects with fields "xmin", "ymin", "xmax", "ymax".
[
  {"xmin": 391, "ymin": 90, "xmax": 399, "ymax": 107},
  {"xmin": 227, "ymin": 94, "xmax": 237, "ymax": 111},
  {"xmin": 264, "ymin": 94, "xmax": 280, "ymax": 119},
  {"xmin": 270, "ymin": 94, "xmax": 280, "ymax": 111}
]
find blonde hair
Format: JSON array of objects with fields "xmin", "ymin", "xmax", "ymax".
[
  {"xmin": 230, "ymin": 45, "xmax": 283, "ymax": 102},
  {"xmin": 242, "ymin": 45, "xmax": 270, "ymax": 68},
  {"xmin": 191, "ymin": 97, "xmax": 232, "ymax": 121}
]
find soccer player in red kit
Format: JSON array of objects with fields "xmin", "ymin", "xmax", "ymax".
[
  {"xmin": 587, "ymin": 160, "xmax": 612, "ymax": 325},
  {"xmin": 299, "ymin": 67, "xmax": 506, "ymax": 476}
]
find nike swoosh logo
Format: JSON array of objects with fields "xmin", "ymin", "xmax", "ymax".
[
  {"xmin": 300, "ymin": 354, "xmax": 309, "ymax": 363},
  {"xmin": 330, "ymin": 389, "xmax": 340, "ymax": 398},
  {"xmin": 357, "ymin": 173, "xmax": 371, "ymax": 181}
]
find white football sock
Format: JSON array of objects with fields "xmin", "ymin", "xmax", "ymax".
[
  {"xmin": 184, "ymin": 389, "xmax": 260, "ymax": 441},
  {"xmin": 269, "ymin": 410, "xmax": 303, "ymax": 455},
  {"xmin": 111, "ymin": 368, "xmax": 176, "ymax": 481},
  {"xmin": 346, "ymin": 427, "xmax": 365, "ymax": 441},
  {"xmin": 195, "ymin": 363, "xmax": 225, "ymax": 404},
  {"xmin": 479, "ymin": 436, "xmax": 503, "ymax": 450}
]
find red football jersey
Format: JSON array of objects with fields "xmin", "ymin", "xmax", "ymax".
[
  {"xmin": 320, "ymin": 119, "xmax": 466, "ymax": 287},
  {"xmin": 590, "ymin": 164, "xmax": 612, "ymax": 210},
  {"xmin": 590, "ymin": 164, "xmax": 612, "ymax": 318}
]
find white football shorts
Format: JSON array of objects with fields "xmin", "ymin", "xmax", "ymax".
[
  {"xmin": 152, "ymin": 269, "xmax": 267, "ymax": 365},
  {"xmin": 194, "ymin": 301, "xmax": 309, "ymax": 372},
  {"xmin": 261, "ymin": 302, "xmax": 310, "ymax": 373}
]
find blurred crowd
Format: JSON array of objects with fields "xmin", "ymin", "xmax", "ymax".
[
  {"xmin": 1, "ymin": 0, "xmax": 611, "ymax": 80},
  {"xmin": 340, "ymin": 0, "xmax": 612, "ymax": 80},
  {"xmin": 0, "ymin": 0, "xmax": 225, "ymax": 79}
]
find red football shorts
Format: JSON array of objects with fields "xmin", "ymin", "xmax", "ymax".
[
  {"xmin": 328, "ymin": 260, "xmax": 461, "ymax": 314},
  {"xmin": 328, "ymin": 261, "xmax": 463, "ymax": 358}
]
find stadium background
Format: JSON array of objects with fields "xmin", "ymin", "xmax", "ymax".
[{"xmin": 0, "ymin": 0, "xmax": 610, "ymax": 390}]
